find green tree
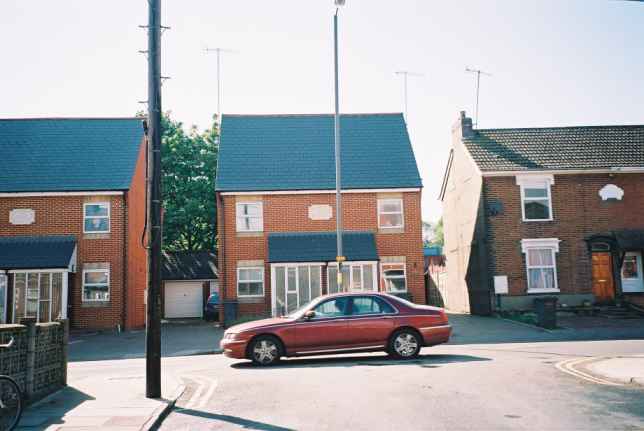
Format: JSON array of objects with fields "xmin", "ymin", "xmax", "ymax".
[
  {"xmin": 432, "ymin": 218, "xmax": 444, "ymax": 247},
  {"xmin": 422, "ymin": 218, "xmax": 444, "ymax": 247},
  {"xmin": 161, "ymin": 113, "xmax": 219, "ymax": 251}
]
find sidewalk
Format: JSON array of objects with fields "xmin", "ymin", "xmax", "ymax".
[
  {"xmin": 583, "ymin": 355, "xmax": 644, "ymax": 387},
  {"xmin": 17, "ymin": 365, "xmax": 184, "ymax": 430}
]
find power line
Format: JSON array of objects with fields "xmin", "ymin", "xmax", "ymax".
[
  {"xmin": 395, "ymin": 70, "xmax": 423, "ymax": 121},
  {"xmin": 465, "ymin": 67, "xmax": 492, "ymax": 127}
]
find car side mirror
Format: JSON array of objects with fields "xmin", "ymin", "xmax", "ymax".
[{"xmin": 303, "ymin": 310, "xmax": 316, "ymax": 320}]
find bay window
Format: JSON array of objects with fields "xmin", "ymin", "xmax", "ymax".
[
  {"xmin": 328, "ymin": 262, "xmax": 377, "ymax": 293},
  {"xmin": 13, "ymin": 271, "xmax": 64, "ymax": 322}
]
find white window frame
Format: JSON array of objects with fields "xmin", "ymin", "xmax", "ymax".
[
  {"xmin": 327, "ymin": 261, "xmax": 378, "ymax": 293},
  {"xmin": 270, "ymin": 263, "xmax": 324, "ymax": 316},
  {"xmin": 82, "ymin": 269, "xmax": 110, "ymax": 302},
  {"xmin": 11, "ymin": 270, "xmax": 68, "ymax": 322},
  {"xmin": 83, "ymin": 202, "xmax": 111, "ymax": 233},
  {"xmin": 521, "ymin": 238, "xmax": 560, "ymax": 293},
  {"xmin": 516, "ymin": 175, "xmax": 554, "ymax": 222},
  {"xmin": 237, "ymin": 267, "xmax": 265, "ymax": 298},
  {"xmin": 235, "ymin": 202, "xmax": 264, "ymax": 233},
  {"xmin": 0, "ymin": 272, "xmax": 7, "ymax": 323},
  {"xmin": 381, "ymin": 264, "xmax": 407, "ymax": 293},
  {"xmin": 377, "ymin": 198, "xmax": 404, "ymax": 229},
  {"xmin": 621, "ymin": 251, "xmax": 644, "ymax": 293}
]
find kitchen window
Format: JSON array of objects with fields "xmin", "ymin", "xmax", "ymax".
[
  {"xmin": 378, "ymin": 199, "xmax": 404, "ymax": 229},
  {"xmin": 237, "ymin": 267, "xmax": 264, "ymax": 297},
  {"xmin": 382, "ymin": 264, "xmax": 407, "ymax": 292},
  {"xmin": 84, "ymin": 202, "xmax": 110, "ymax": 233},
  {"xmin": 236, "ymin": 202, "xmax": 263, "ymax": 232},
  {"xmin": 83, "ymin": 269, "xmax": 110, "ymax": 301}
]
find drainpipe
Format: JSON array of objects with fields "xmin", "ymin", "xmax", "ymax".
[{"xmin": 217, "ymin": 192, "xmax": 225, "ymax": 322}]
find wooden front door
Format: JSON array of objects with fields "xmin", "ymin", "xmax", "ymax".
[{"xmin": 592, "ymin": 252, "xmax": 615, "ymax": 303}]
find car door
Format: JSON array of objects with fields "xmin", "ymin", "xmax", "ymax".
[
  {"xmin": 293, "ymin": 297, "xmax": 351, "ymax": 354},
  {"xmin": 344, "ymin": 296, "xmax": 396, "ymax": 348}
]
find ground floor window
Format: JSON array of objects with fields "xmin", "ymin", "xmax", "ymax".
[
  {"xmin": 521, "ymin": 238, "xmax": 560, "ymax": 293},
  {"xmin": 328, "ymin": 262, "xmax": 377, "ymax": 294},
  {"xmin": 13, "ymin": 271, "xmax": 64, "ymax": 323},
  {"xmin": 82, "ymin": 269, "xmax": 110, "ymax": 301},
  {"xmin": 621, "ymin": 251, "xmax": 644, "ymax": 293},
  {"xmin": 273, "ymin": 264, "xmax": 322, "ymax": 315},
  {"xmin": 237, "ymin": 267, "xmax": 264, "ymax": 298},
  {"xmin": 382, "ymin": 263, "xmax": 407, "ymax": 292}
]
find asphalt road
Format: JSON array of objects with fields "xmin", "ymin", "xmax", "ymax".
[{"xmin": 157, "ymin": 338, "xmax": 644, "ymax": 431}]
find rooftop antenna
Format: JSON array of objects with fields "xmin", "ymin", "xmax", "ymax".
[
  {"xmin": 204, "ymin": 47, "xmax": 237, "ymax": 121},
  {"xmin": 465, "ymin": 67, "xmax": 492, "ymax": 127},
  {"xmin": 395, "ymin": 71, "xmax": 424, "ymax": 121}
]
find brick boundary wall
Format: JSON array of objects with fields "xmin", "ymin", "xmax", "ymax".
[{"xmin": 0, "ymin": 319, "xmax": 68, "ymax": 403}]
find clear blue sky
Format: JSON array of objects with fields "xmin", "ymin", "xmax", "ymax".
[{"xmin": 1, "ymin": 0, "xmax": 642, "ymax": 222}]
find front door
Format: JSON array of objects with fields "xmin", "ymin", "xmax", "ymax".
[
  {"xmin": 592, "ymin": 252, "xmax": 615, "ymax": 303},
  {"xmin": 621, "ymin": 251, "xmax": 644, "ymax": 293}
]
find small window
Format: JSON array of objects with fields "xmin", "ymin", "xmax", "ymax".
[
  {"xmin": 378, "ymin": 199, "xmax": 404, "ymax": 229},
  {"xmin": 521, "ymin": 183, "xmax": 552, "ymax": 221},
  {"xmin": 84, "ymin": 202, "xmax": 110, "ymax": 233},
  {"xmin": 313, "ymin": 297, "xmax": 350, "ymax": 318},
  {"xmin": 525, "ymin": 248, "xmax": 557, "ymax": 291},
  {"xmin": 237, "ymin": 267, "xmax": 264, "ymax": 297},
  {"xmin": 83, "ymin": 269, "xmax": 110, "ymax": 301},
  {"xmin": 236, "ymin": 202, "xmax": 263, "ymax": 232},
  {"xmin": 622, "ymin": 255, "xmax": 639, "ymax": 279},
  {"xmin": 383, "ymin": 265, "xmax": 407, "ymax": 292}
]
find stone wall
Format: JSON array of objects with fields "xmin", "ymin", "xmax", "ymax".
[{"xmin": 0, "ymin": 319, "xmax": 68, "ymax": 403}]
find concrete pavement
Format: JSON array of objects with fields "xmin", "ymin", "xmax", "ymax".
[{"xmin": 583, "ymin": 355, "xmax": 644, "ymax": 386}]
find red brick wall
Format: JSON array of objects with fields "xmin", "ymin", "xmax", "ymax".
[
  {"xmin": 217, "ymin": 191, "xmax": 425, "ymax": 317},
  {"xmin": 484, "ymin": 173, "xmax": 644, "ymax": 298},
  {"xmin": 0, "ymin": 195, "xmax": 126, "ymax": 329},
  {"xmin": 125, "ymin": 139, "xmax": 148, "ymax": 328}
]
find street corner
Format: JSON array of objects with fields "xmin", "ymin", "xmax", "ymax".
[{"xmin": 556, "ymin": 355, "xmax": 644, "ymax": 388}]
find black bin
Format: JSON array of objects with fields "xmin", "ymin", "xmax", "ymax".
[
  {"xmin": 533, "ymin": 296, "xmax": 558, "ymax": 329},
  {"xmin": 223, "ymin": 300, "xmax": 238, "ymax": 328}
]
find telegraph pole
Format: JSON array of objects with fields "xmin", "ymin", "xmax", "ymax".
[
  {"xmin": 395, "ymin": 71, "xmax": 423, "ymax": 121},
  {"xmin": 465, "ymin": 67, "xmax": 491, "ymax": 127},
  {"xmin": 204, "ymin": 47, "xmax": 237, "ymax": 121},
  {"xmin": 333, "ymin": 1, "xmax": 346, "ymax": 291},
  {"xmin": 145, "ymin": 0, "xmax": 163, "ymax": 399}
]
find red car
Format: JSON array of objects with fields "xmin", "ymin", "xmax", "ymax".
[{"xmin": 220, "ymin": 292, "xmax": 451, "ymax": 366}]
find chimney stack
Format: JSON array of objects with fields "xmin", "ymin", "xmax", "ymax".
[{"xmin": 452, "ymin": 111, "xmax": 473, "ymax": 139}]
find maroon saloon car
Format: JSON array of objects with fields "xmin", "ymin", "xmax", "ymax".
[{"xmin": 220, "ymin": 292, "xmax": 451, "ymax": 365}]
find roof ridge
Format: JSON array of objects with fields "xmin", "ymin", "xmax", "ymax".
[
  {"xmin": 0, "ymin": 117, "xmax": 144, "ymax": 121},
  {"xmin": 222, "ymin": 113, "xmax": 402, "ymax": 118},
  {"xmin": 475, "ymin": 124, "xmax": 644, "ymax": 133}
]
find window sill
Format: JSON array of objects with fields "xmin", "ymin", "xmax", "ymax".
[
  {"xmin": 237, "ymin": 296, "xmax": 264, "ymax": 304},
  {"xmin": 83, "ymin": 233, "xmax": 111, "ymax": 240},
  {"xmin": 378, "ymin": 227, "xmax": 405, "ymax": 234},
  {"xmin": 236, "ymin": 232, "xmax": 264, "ymax": 238},
  {"xmin": 526, "ymin": 289, "xmax": 560, "ymax": 294},
  {"xmin": 522, "ymin": 219, "xmax": 554, "ymax": 223}
]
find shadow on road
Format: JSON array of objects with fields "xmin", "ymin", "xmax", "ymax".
[
  {"xmin": 172, "ymin": 408, "xmax": 295, "ymax": 431},
  {"xmin": 230, "ymin": 353, "xmax": 490, "ymax": 370}
]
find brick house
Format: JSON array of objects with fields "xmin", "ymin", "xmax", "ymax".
[
  {"xmin": 215, "ymin": 113, "xmax": 425, "ymax": 320},
  {"xmin": 0, "ymin": 118, "xmax": 148, "ymax": 329},
  {"xmin": 440, "ymin": 111, "xmax": 644, "ymax": 315}
]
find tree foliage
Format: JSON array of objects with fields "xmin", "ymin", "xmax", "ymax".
[
  {"xmin": 161, "ymin": 113, "xmax": 218, "ymax": 252},
  {"xmin": 422, "ymin": 217, "xmax": 444, "ymax": 247}
]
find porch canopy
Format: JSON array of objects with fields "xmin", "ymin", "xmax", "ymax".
[
  {"xmin": 0, "ymin": 235, "xmax": 77, "ymax": 270},
  {"xmin": 268, "ymin": 231, "xmax": 378, "ymax": 263}
]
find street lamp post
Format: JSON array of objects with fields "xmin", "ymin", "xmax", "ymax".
[{"xmin": 333, "ymin": 0, "xmax": 345, "ymax": 291}]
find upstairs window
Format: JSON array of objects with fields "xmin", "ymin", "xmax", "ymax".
[
  {"xmin": 378, "ymin": 199, "xmax": 404, "ymax": 229},
  {"xmin": 516, "ymin": 175, "xmax": 553, "ymax": 221},
  {"xmin": 84, "ymin": 202, "xmax": 110, "ymax": 233},
  {"xmin": 236, "ymin": 202, "xmax": 263, "ymax": 232}
]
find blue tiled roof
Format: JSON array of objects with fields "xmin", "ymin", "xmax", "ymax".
[
  {"xmin": 268, "ymin": 231, "xmax": 378, "ymax": 263},
  {"xmin": 0, "ymin": 118, "xmax": 145, "ymax": 192},
  {"xmin": 0, "ymin": 236, "xmax": 76, "ymax": 270},
  {"xmin": 216, "ymin": 114, "xmax": 422, "ymax": 191}
]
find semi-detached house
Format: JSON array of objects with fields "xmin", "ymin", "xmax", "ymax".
[
  {"xmin": 441, "ymin": 112, "xmax": 644, "ymax": 315},
  {"xmin": 0, "ymin": 118, "xmax": 148, "ymax": 329},
  {"xmin": 215, "ymin": 113, "xmax": 425, "ymax": 321}
]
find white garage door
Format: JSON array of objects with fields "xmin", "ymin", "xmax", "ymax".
[{"xmin": 165, "ymin": 282, "xmax": 203, "ymax": 318}]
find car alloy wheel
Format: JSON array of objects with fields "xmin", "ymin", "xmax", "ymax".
[
  {"xmin": 251, "ymin": 337, "xmax": 280, "ymax": 366},
  {"xmin": 393, "ymin": 331, "xmax": 420, "ymax": 358}
]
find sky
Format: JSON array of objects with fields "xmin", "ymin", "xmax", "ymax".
[{"xmin": 1, "ymin": 0, "xmax": 643, "ymax": 222}]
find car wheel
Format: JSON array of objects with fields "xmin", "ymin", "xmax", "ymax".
[
  {"xmin": 249, "ymin": 335, "xmax": 282, "ymax": 366},
  {"xmin": 388, "ymin": 329, "xmax": 421, "ymax": 359}
]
